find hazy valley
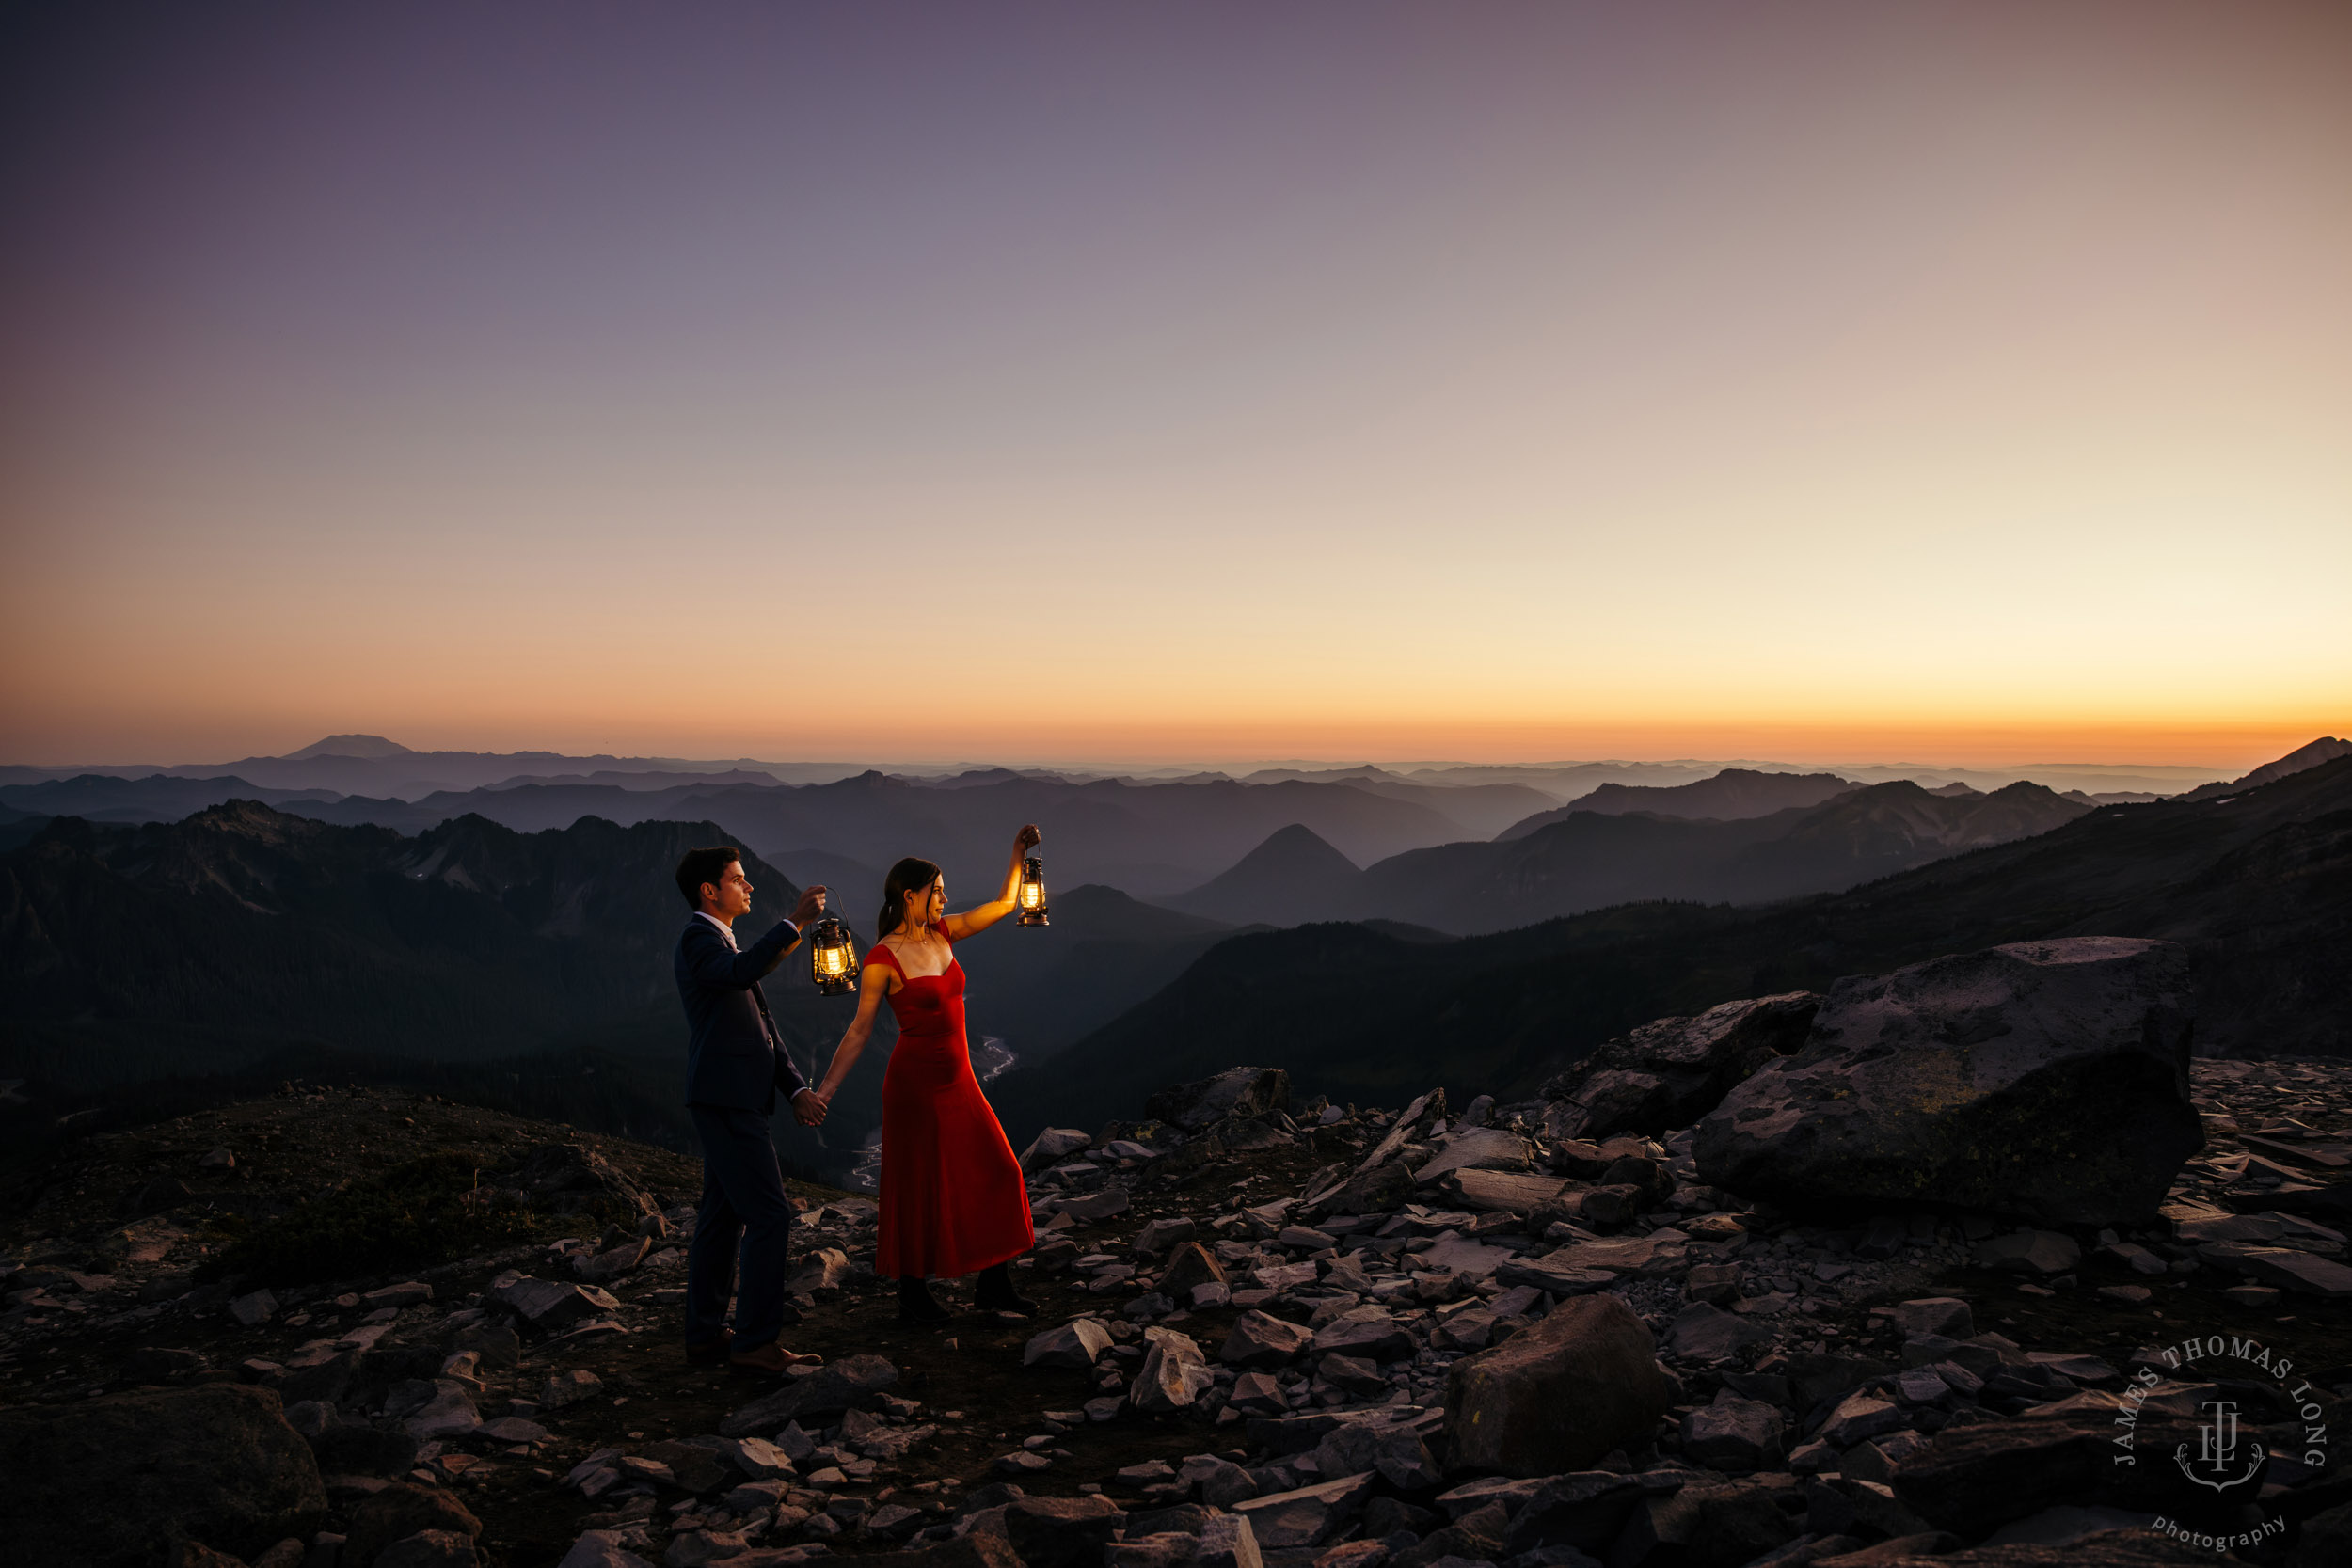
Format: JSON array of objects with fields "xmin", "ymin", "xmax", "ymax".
[{"xmin": 5, "ymin": 736, "xmax": 2346, "ymax": 1193}]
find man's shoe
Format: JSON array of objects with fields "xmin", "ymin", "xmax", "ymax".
[
  {"xmin": 685, "ymin": 1333, "xmax": 733, "ymax": 1364},
  {"xmin": 729, "ymin": 1340, "xmax": 823, "ymax": 1375}
]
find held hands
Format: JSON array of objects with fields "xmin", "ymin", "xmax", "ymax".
[
  {"xmin": 791, "ymin": 885, "xmax": 829, "ymax": 928},
  {"xmin": 791, "ymin": 1087, "xmax": 829, "ymax": 1126},
  {"xmin": 1014, "ymin": 823, "xmax": 1041, "ymax": 854}
]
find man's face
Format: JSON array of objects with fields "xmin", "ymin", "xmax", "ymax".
[{"xmin": 703, "ymin": 861, "xmax": 754, "ymax": 920}]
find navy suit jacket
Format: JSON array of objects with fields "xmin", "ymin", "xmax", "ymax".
[{"xmin": 675, "ymin": 916, "xmax": 813, "ymax": 1115}]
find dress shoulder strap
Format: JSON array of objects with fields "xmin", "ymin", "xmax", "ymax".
[{"xmin": 865, "ymin": 942, "xmax": 904, "ymax": 974}]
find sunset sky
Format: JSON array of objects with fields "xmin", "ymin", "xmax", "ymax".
[{"xmin": 3, "ymin": 3, "xmax": 2345, "ymax": 770}]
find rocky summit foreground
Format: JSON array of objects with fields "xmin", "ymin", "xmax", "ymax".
[{"xmin": 2, "ymin": 939, "xmax": 2350, "ymax": 1568}]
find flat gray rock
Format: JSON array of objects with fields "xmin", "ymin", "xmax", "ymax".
[
  {"xmin": 2196, "ymin": 1242, "xmax": 2352, "ymax": 1297},
  {"xmin": 1492, "ymin": 1257, "xmax": 1617, "ymax": 1297},
  {"xmin": 1435, "ymin": 1168, "xmax": 1571, "ymax": 1213},
  {"xmin": 718, "ymin": 1354, "xmax": 898, "ymax": 1436},
  {"xmin": 1220, "ymin": 1310, "xmax": 1315, "ymax": 1369},
  {"xmin": 1413, "ymin": 1128, "xmax": 1535, "ymax": 1187},
  {"xmin": 1231, "ymin": 1471, "xmax": 1378, "ymax": 1549},
  {"xmin": 1308, "ymin": 1309, "xmax": 1413, "ymax": 1363},
  {"xmin": 1024, "ymin": 1319, "xmax": 1115, "ymax": 1370},
  {"xmin": 1661, "ymin": 1303, "xmax": 1772, "ymax": 1364},
  {"xmin": 1678, "ymin": 1395, "xmax": 1786, "ymax": 1471}
]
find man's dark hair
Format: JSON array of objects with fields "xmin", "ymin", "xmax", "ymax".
[{"xmin": 675, "ymin": 846, "xmax": 743, "ymax": 911}]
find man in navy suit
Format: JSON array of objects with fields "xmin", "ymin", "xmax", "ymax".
[{"xmin": 674, "ymin": 845, "xmax": 831, "ymax": 1374}]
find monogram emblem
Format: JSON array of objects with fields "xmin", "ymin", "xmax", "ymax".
[{"xmin": 2174, "ymin": 1400, "xmax": 2266, "ymax": 1493}]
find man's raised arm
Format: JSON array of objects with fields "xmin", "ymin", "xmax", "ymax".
[{"xmin": 681, "ymin": 918, "xmax": 799, "ymax": 990}]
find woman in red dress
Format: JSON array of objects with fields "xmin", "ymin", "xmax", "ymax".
[{"xmin": 814, "ymin": 825, "xmax": 1041, "ymax": 1323}]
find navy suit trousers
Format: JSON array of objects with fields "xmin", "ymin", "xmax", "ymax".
[{"xmin": 685, "ymin": 1105, "xmax": 795, "ymax": 1350}]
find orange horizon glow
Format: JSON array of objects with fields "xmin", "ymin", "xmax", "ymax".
[
  {"xmin": 4, "ymin": 6, "xmax": 2347, "ymax": 775},
  {"xmin": 1, "ymin": 701, "xmax": 2337, "ymax": 777}
]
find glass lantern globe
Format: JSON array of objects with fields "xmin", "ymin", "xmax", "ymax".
[
  {"xmin": 809, "ymin": 915, "xmax": 859, "ymax": 994},
  {"xmin": 1015, "ymin": 856, "xmax": 1050, "ymax": 927}
]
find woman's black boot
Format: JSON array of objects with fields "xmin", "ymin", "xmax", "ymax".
[
  {"xmin": 898, "ymin": 1275, "xmax": 952, "ymax": 1325},
  {"xmin": 973, "ymin": 1261, "xmax": 1037, "ymax": 1317}
]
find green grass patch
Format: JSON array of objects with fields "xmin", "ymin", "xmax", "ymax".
[{"xmin": 205, "ymin": 1151, "xmax": 547, "ymax": 1286}]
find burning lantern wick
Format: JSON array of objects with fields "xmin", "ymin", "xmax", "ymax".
[
  {"xmin": 809, "ymin": 915, "xmax": 858, "ymax": 994},
  {"xmin": 1016, "ymin": 856, "xmax": 1050, "ymax": 927}
]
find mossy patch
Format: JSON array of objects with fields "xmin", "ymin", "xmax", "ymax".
[{"xmin": 205, "ymin": 1151, "xmax": 544, "ymax": 1285}]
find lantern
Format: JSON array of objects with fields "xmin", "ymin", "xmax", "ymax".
[
  {"xmin": 1015, "ymin": 856, "xmax": 1050, "ymax": 927},
  {"xmin": 809, "ymin": 915, "xmax": 859, "ymax": 994}
]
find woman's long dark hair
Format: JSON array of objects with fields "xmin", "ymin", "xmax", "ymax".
[{"xmin": 878, "ymin": 857, "xmax": 943, "ymax": 940}]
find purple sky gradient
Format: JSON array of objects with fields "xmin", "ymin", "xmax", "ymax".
[{"xmin": 4, "ymin": 3, "xmax": 2346, "ymax": 767}]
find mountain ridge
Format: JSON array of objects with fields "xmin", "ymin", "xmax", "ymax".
[
  {"xmin": 1499, "ymin": 768, "xmax": 1860, "ymax": 836},
  {"xmin": 1173, "ymin": 777, "xmax": 2092, "ymax": 933},
  {"xmin": 988, "ymin": 753, "xmax": 2352, "ymax": 1141}
]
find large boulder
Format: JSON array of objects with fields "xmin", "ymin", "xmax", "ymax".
[
  {"xmin": 1443, "ymin": 1293, "xmax": 1675, "ymax": 1476},
  {"xmin": 1693, "ymin": 938, "xmax": 2201, "ymax": 1226},
  {"xmin": 1540, "ymin": 992, "xmax": 1820, "ymax": 1140},
  {"xmin": 1145, "ymin": 1068, "xmax": 1291, "ymax": 1132},
  {"xmin": 0, "ymin": 1384, "xmax": 326, "ymax": 1566}
]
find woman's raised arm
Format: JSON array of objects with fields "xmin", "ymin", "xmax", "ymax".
[{"xmin": 945, "ymin": 824, "xmax": 1041, "ymax": 940}]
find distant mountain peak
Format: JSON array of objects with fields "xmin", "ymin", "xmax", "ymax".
[
  {"xmin": 1165, "ymin": 822, "xmax": 1365, "ymax": 925},
  {"xmin": 2181, "ymin": 736, "xmax": 2351, "ymax": 801},
  {"xmin": 1234, "ymin": 822, "xmax": 1362, "ymax": 875},
  {"xmin": 286, "ymin": 734, "xmax": 415, "ymax": 760}
]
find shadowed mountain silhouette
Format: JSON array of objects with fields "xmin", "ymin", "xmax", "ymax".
[
  {"xmin": 988, "ymin": 751, "xmax": 2352, "ymax": 1140},
  {"xmin": 961, "ymin": 883, "xmax": 1238, "ymax": 1067},
  {"xmin": 1175, "ymin": 778, "xmax": 2091, "ymax": 934},
  {"xmin": 0, "ymin": 770, "xmax": 1504, "ymax": 899},
  {"xmin": 284, "ymin": 733, "xmax": 418, "ymax": 759},
  {"xmin": 2180, "ymin": 736, "xmax": 2350, "ymax": 800},
  {"xmin": 1166, "ymin": 823, "xmax": 1364, "ymax": 927},
  {"xmin": 0, "ymin": 803, "xmax": 876, "ymax": 1174},
  {"xmin": 0, "ymin": 772, "xmax": 341, "ymax": 822},
  {"xmin": 0, "ymin": 803, "xmax": 1248, "ymax": 1182},
  {"xmin": 1499, "ymin": 768, "xmax": 1859, "ymax": 837}
]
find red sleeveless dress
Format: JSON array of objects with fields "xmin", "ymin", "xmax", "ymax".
[{"xmin": 866, "ymin": 929, "xmax": 1034, "ymax": 1279}]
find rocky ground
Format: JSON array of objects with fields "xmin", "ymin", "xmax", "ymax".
[{"xmin": 5, "ymin": 1018, "xmax": 2351, "ymax": 1567}]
